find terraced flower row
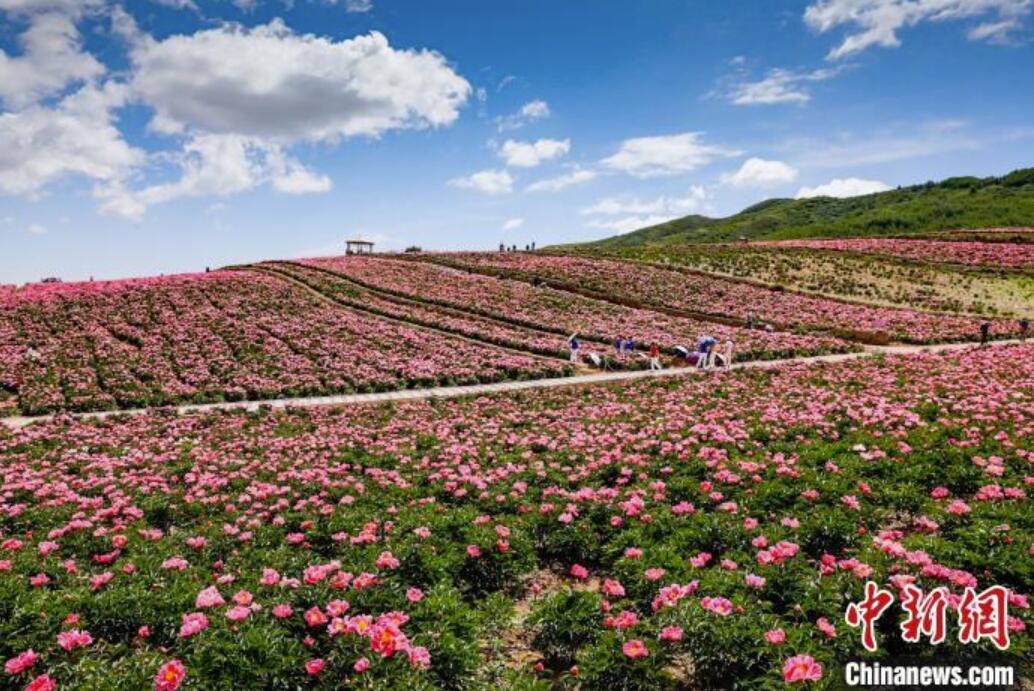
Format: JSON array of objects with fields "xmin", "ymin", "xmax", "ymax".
[
  {"xmin": 300, "ymin": 256, "xmax": 851, "ymax": 360},
  {"xmin": 0, "ymin": 345, "xmax": 1030, "ymax": 689},
  {"xmin": 429, "ymin": 253, "xmax": 1011, "ymax": 343},
  {"xmin": 0, "ymin": 272, "xmax": 563, "ymax": 415},
  {"xmin": 258, "ymin": 262, "xmax": 574, "ymax": 361},
  {"xmin": 760, "ymin": 238, "xmax": 1034, "ymax": 270}
]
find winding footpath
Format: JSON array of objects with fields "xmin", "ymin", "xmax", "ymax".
[{"xmin": 0, "ymin": 340, "xmax": 1021, "ymax": 431}]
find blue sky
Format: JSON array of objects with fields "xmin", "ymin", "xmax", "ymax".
[{"xmin": 1, "ymin": 0, "xmax": 1033, "ymax": 284}]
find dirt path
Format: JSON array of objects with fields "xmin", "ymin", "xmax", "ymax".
[{"xmin": 2, "ymin": 340, "xmax": 1021, "ymax": 430}]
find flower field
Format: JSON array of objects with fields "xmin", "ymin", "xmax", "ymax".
[
  {"xmin": 0, "ymin": 344, "xmax": 1030, "ymax": 689},
  {"xmin": 0, "ymin": 272, "xmax": 564, "ymax": 415},
  {"xmin": 299, "ymin": 256, "xmax": 851, "ymax": 360},
  {"xmin": 585, "ymin": 244, "xmax": 1034, "ymax": 318},
  {"xmin": 759, "ymin": 238, "xmax": 1034, "ymax": 270},
  {"xmin": 427, "ymin": 253, "xmax": 1013, "ymax": 343}
]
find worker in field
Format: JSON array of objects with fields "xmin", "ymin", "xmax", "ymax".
[
  {"xmin": 568, "ymin": 334, "xmax": 580, "ymax": 363},
  {"xmin": 980, "ymin": 321, "xmax": 991, "ymax": 346},
  {"xmin": 624, "ymin": 336, "xmax": 635, "ymax": 359},
  {"xmin": 614, "ymin": 335, "xmax": 624, "ymax": 359},
  {"xmin": 649, "ymin": 342, "xmax": 662, "ymax": 370},
  {"xmin": 1020, "ymin": 318, "xmax": 1030, "ymax": 343}
]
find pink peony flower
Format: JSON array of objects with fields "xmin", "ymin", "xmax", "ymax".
[
  {"xmin": 765, "ymin": 628, "xmax": 786, "ymax": 645},
  {"xmin": 26, "ymin": 674, "xmax": 57, "ymax": 691},
  {"xmin": 195, "ymin": 586, "xmax": 225, "ymax": 609},
  {"xmin": 154, "ymin": 659, "xmax": 186, "ymax": 691},
  {"xmin": 57, "ymin": 629, "xmax": 93, "ymax": 651},
  {"xmin": 179, "ymin": 612, "xmax": 209, "ymax": 638},
  {"xmin": 659, "ymin": 626, "xmax": 683, "ymax": 642},
  {"xmin": 782, "ymin": 654, "xmax": 822, "ymax": 683},
  {"xmin": 4, "ymin": 649, "xmax": 39, "ymax": 675},
  {"xmin": 622, "ymin": 639, "xmax": 649, "ymax": 659}
]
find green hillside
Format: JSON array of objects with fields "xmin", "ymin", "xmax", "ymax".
[{"xmin": 577, "ymin": 167, "xmax": 1034, "ymax": 248}]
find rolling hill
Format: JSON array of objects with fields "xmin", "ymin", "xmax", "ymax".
[{"xmin": 576, "ymin": 167, "xmax": 1034, "ymax": 248}]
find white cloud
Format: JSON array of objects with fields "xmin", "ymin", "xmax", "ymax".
[
  {"xmin": 27, "ymin": 223, "xmax": 47, "ymax": 234},
  {"xmin": 721, "ymin": 157, "xmax": 798, "ymax": 187},
  {"xmin": 601, "ymin": 132, "xmax": 741, "ymax": 178},
  {"xmin": 726, "ymin": 67, "xmax": 841, "ymax": 106},
  {"xmin": 0, "ymin": 0, "xmax": 104, "ymax": 14},
  {"xmin": 499, "ymin": 138, "xmax": 570, "ymax": 167},
  {"xmin": 502, "ymin": 217, "xmax": 524, "ymax": 230},
  {"xmin": 448, "ymin": 168, "xmax": 513, "ymax": 195},
  {"xmin": 150, "ymin": 0, "xmax": 199, "ymax": 10},
  {"xmin": 496, "ymin": 99, "xmax": 550, "ymax": 131},
  {"xmin": 581, "ymin": 186, "xmax": 708, "ymax": 218},
  {"xmin": 343, "ymin": 0, "xmax": 372, "ymax": 12},
  {"xmin": 129, "ymin": 23, "xmax": 471, "ymax": 141},
  {"xmin": 795, "ymin": 177, "xmax": 892, "ymax": 198},
  {"xmin": 3, "ymin": 17, "xmax": 470, "ymax": 218},
  {"xmin": 525, "ymin": 167, "xmax": 596, "ymax": 193},
  {"xmin": 582, "ymin": 187, "xmax": 708, "ymax": 234},
  {"xmin": 585, "ymin": 215, "xmax": 678, "ymax": 235},
  {"xmin": 0, "ymin": 81, "xmax": 143, "ymax": 197},
  {"xmin": 0, "ymin": 11, "xmax": 105, "ymax": 110},
  {"xmin": 96, "ymin": 134, "xmax": 332, "ymax": 220},
  {"xmin": 804, "ymin": 0, "xmax": 1032, "ymax": 59}
]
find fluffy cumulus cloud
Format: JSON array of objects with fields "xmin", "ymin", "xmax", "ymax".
[
  {"xmin": 97, "ymin": 134, "xmax": 332, "ymax": 220},
  {"xmin": 601, "ymin": 132, "xmax": 741, "ymax": 178},
  {"xmin": 0, "ymin": 4, "xmax": 473, "ymax": 218},
  {"xmin": 129, "ymin": 22, "xmax": 471, "ymax": 141},
  {"xmin": 496, "ymin": 99, "xmax": 550, "ymax": 131},
  {"xmin": 0, "ymin": 81, "xmax": 143, "ymax": 197},
  {"xmin": 502, "ymin": 217, "xmax": 523, "ymax": 230},
  {"xmin": 525, "ymin": 167, "xmax": 596, "ymax": 193},
  {"xmin": 721, "ymin": 158, "xmax": 799, "ymax": 187},
  {"xmin": 581, "ymin": 186, "xmax": 709, "ymax": 234},
  {"xmin": 448, "ymin": 168, "xmax": 513, "ymax": 195},
  {"xmin": 499, "ymin": 138, "xmax": 570, "ymax": 167},
  {"xmin": 804, "ymin": 0, "xmax": 1032, "ymax": 58},
  {"xmin": 795, "ymin": 177, "xmax": 892, "ymax": 198},
  {"xmin": 0, "ymin": 11, "xmax": 105, "ymax": 109}
]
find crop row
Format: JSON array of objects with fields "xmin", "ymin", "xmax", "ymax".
[
  {"xmin": 0, "ymin": 345, "xmax": 1029, "ymax": 688},
  {"xmin": 426, "ymin": 253, "xmax": 1013, "ymax": 343},
  {"xmin": 759, "ymin": 238, "xmax": 1034, "ymax": 270},
  {"xmin": 300, "ymin": 256, "xmax": 852, "ymax": 360},
  {"xmin": 257, "ymin": 262, "xmax": 576, "ymax": 361},
  {"xmin": 0, "ymin": 272, "xmax": 564, "ymax": 415}
]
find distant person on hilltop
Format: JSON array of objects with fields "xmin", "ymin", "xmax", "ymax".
[
  {"xmin": 980, "ymin": 321, "xmax": 991, "ymax": 346},
  {"xmin": 1020, "ymin": 318, "xmax": 1030, "ymax": 343}
]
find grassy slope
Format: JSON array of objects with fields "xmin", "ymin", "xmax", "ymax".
[{"xmin": 576, "ymin": 167, "xmax": 1034, "ymax": 248}]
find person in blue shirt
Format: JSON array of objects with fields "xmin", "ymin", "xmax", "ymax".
[
  {"xmin": 624, "ymin": 337, "xmax": 635, "ymax": 358},
  {"xmin": 614, "ymin": 335, "xmax": 624, "ymax": 358},
  {"xmin": 568, "ymin": 335, "xmax": 580, "ymax": 363}
]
